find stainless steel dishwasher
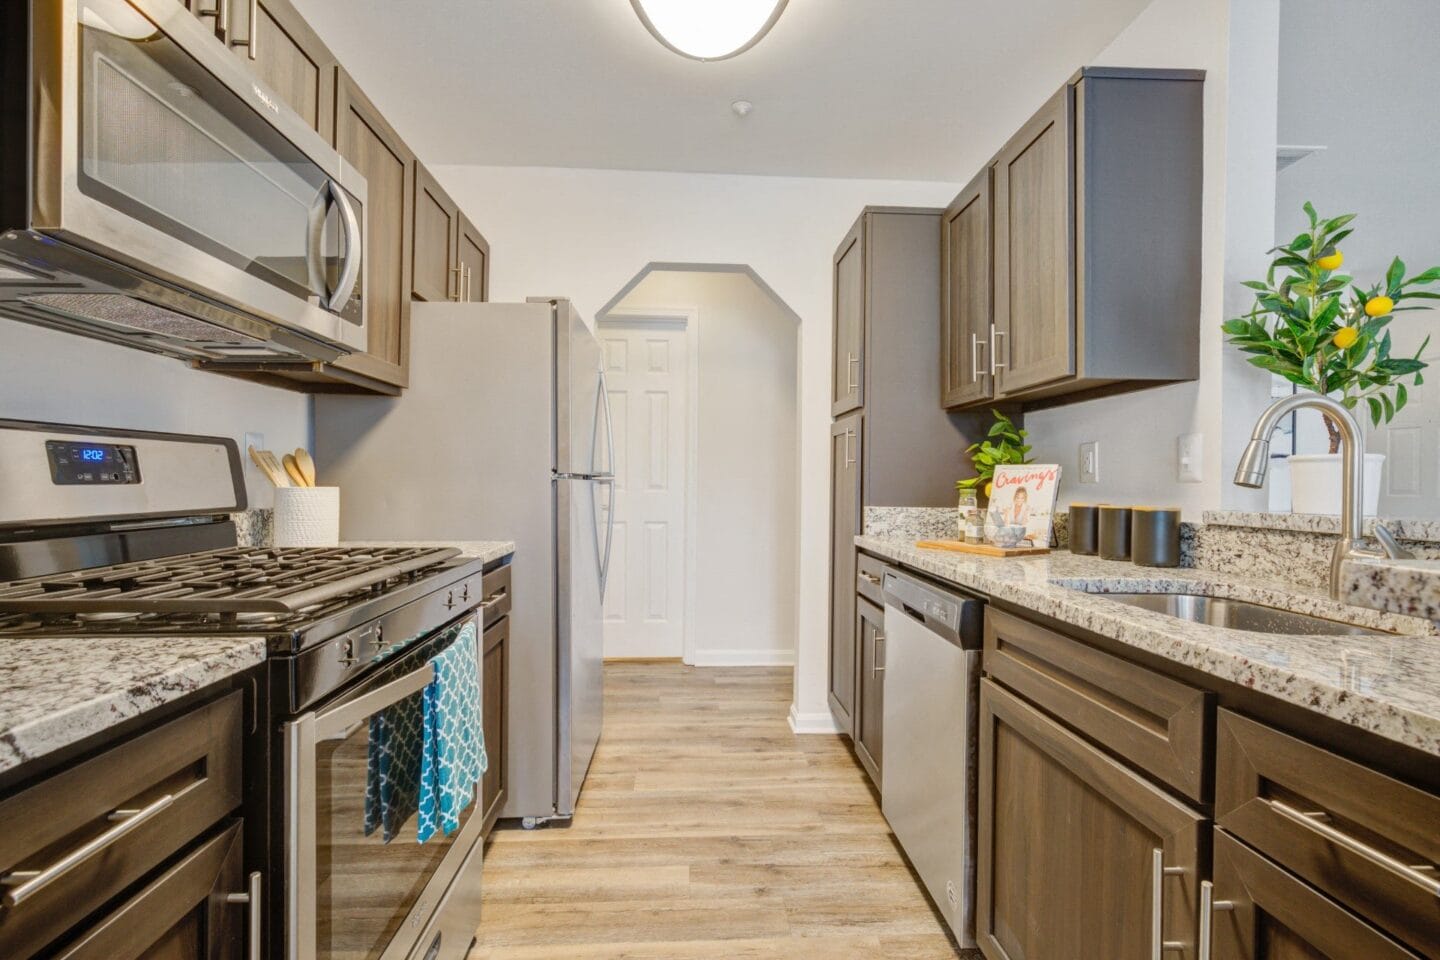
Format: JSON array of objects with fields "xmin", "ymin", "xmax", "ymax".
[{"xmin": 880, "ymin": 568, "xmax": 985, "ymax": 947}]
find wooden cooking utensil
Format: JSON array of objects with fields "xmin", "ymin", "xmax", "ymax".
[
  {"xmin": 293, "ymin": 448, "xmax": 317, "ymax": 487},
  {"xmin": 282, "ymin": 453, "xmax": 308, "ymax": 488},
  {"xmin": 248, "ymin": 446, "xmax": 290, "ymax": 487}
]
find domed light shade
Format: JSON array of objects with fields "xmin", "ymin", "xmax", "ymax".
[{"xmin": 630, "ymin": 0, "xmax": 789, "ymax": 62}]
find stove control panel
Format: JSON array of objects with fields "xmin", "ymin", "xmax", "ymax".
[{"xmin": 46, "ymin": 440, "xmax": 141, "ymax": 485}]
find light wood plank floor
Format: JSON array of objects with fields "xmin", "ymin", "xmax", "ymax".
[{"xmin": 469, "ymin": 662, "xmax": 962, "ymax": 959}]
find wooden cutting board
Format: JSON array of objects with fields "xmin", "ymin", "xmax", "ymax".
[{"xmin": 915, "ymin": 539, "xmax": 1050, "ymax": 558}]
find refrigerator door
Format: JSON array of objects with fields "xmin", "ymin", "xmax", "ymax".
[
  {"xmin": 556, "ymin": 473, "xmax": 605, "ymax": 817},
  {"xmin": 554, "ymin": 299, "xmax": 606, "ymax": 477}
]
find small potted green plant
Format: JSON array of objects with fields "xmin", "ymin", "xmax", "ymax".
[
  {"xmin": 957, "ymin": 409, "xmax": 1032, "ymax": 501},
  {"xmin": 1223, "ymin": 202, "xmax": 1437, "ymax": 513}
]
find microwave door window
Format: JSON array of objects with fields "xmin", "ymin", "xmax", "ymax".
[{"xmin": 77, "ymin": 7, "xmax": 331, "ymax": 305}]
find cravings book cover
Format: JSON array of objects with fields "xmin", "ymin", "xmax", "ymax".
[{"xmin": 988, "ymin": 464, "xmax": 1063, "ymax": 546}]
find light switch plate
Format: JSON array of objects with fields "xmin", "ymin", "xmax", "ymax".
[
  {"xmin": 1079, "ymin": 441, "xmax": 1099, "ymax": 484},
  {"xmin": 243, "ymin": 432, "xmax": 264, "ymax": 470},
  {"xmin": 1177, "ymin": 433, "xmax": 1203, "ymax": 483}
]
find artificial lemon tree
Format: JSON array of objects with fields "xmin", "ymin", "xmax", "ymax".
[
  {"xmin": 1223, "ymin": 202, "xmax": 1439, "ymax": 453},
  {"xmin": 957, "ymin": 409, "xmax": 1032, "ymax": 500}
]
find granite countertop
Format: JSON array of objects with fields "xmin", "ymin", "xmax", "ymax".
[
  {"xmin": 1205, "ymin": 510, "xmax": 1440, "ymax": 542},
  {"xmin": 0, "ymin": 637, "xmax": 266, "ymax": 774},
  {"xmin": 856, "ymin": 535, "xmax": 1440, "ymax": 757},
  {"xmin": 341, "ymin": 540, "xmax": 516, "ymax": 565},
  {"xmin": 1343, "ymin": 557, "xmax": 1440, "ymax": 622}
]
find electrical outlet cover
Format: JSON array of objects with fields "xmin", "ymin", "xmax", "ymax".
[
  {"xmin": 1079, "ymin": 441, "xmax": 1099, "ymax": 483},
  {"xmin": 1177, "ymin": 433, "xmax": 1203, "ymax": 483}
]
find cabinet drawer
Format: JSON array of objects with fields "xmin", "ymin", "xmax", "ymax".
[
  {"xmin": 0, "ymin": 692, "xmax": 243, "ymax": 960},
  {"xmin": 479, "ymin": 563, "xmax": 511, "ymax": 626},
  {"xmin": 856, "ymin": 553, "xmax": 887, "ymax": 606},
  {"xmin": 984, "ymin": 608, "xmax": 1211, "ymax": 801},
  {"xmin": 1216, "ymin": 709, "xmax": 1440, "ymax": 957}
]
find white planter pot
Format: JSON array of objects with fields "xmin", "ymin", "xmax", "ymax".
[{"xmin": 1287, "ymin": 454, "xmax": 1385, "ymax": 516}]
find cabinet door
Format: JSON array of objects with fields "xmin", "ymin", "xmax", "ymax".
[
  {"xmin": 481, "ymin": 615, "xmax": 508, "ymax": 835},
  {"xmin": 993, "ymin": 85, "xmax": 1076, "ymax": 396},
  {"xmin": 183, "ymin": 0, "xmax": 227, "ymax": 39},
  {"xmin": 832, "ymin": 217, "xmax": 865, "ymax": 416},
  {"xmin": 333, "ymin": 68, "xmax": 415, "ymax": 388},
  {"xmin": 1208, "ymin": 830, "xmax": 1423, "ymax": 960},
  {"xmin": 457, "ymin": 213, "xmax": 490, "ymax": 303},
  {"xmin": 977, "ymin": 679, "xmax": 1205, "ymax": 960},
  {"xmin": 942, "ymin": 168, "xmax": 994, "ymax": 408},
  {"xmin": 828, "ymin": 413, "xmax": 863, "ymax": 732},
  {"xmin": 412, "ymin": 163, "xmax": 460, "ymax": 303},
  {"xmin": 53, "ymin": 822, "xmax": 247, "ymax": 960},
  {"xmin": 854, "ymin": 595, "xmax": 885, "ymax": 788},
  {"xmin": 227, "ymin": 0, "xmax": 335, "ymax": 137}
]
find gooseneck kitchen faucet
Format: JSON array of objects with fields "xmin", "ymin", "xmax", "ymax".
[{"xmin": 1233, "ymin": 393, "xmax": 1411, "ymax": 600}]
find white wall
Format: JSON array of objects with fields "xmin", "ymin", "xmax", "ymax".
[
  {"xmin": 1021, "ymin": 0, "xmax": 1278, "ymax": 517},
  {"xmin": 609, "ymin": 270, "xmax": 799, "ymax": 666},
  {"xmin": 1275, "ymin": 0, "xmax": 1440, "ymax": 516},
  {"xmin": 432, "ymin": 163, "xmax": 960, "ymax": 731},
  {"xmin": 0, "ymin": 323, "xmax": 310, "ymax": 508}
]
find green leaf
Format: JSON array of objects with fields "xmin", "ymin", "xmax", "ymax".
[
  {"xmin": 1396, "ymin": 383, "xmax": 1409, "ymax": 414},
  {"xmin": 1240, "ymin": 280, "xmax": 1271, "ymax": 292},
  {"xmin": 1288, "ymin": 232, "xmax": 1311, "ymax": 252},
  {"xmin": 1367, "ymin": 396, "xmax": 1383, "ymax": 425},
  {"xmin": 1321, "ymin": 214, "xmax": 1356, "ymax": 233},
  {"xmin": 1403, "ymin": 266, "xmax": 1440, "ymax": 287},
  {"xmin": 1381, "ymin": 393, "xmax": 1395, "ymax": 422},
  {"xmin": 1303, "ymin": 201, "xmax": 1318, "ymax": 227},
  {"xmin": 1387, "ymin": 257, "xmax": 1407, "ymax": 295}
]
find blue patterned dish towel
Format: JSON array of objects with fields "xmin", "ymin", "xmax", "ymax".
[{"xmin": 365, "ymin": 619, "xmax": 487, "ymax": 844}]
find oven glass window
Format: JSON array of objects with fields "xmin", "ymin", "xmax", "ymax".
[
  {"xmin": 311, "ymin": 621, "xmax": 482, "ymax": 960},
  {"xmin": 75, "ymin": 0, "xmax": 361, "ymax": 323}
]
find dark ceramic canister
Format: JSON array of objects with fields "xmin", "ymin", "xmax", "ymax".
[
  {"xmin": 1068, "ymin": 504, "xmax": 1101, "ymax": 555},
  {"xmin": 1132, "ymin": 507, "xmax": 1182, "ymax": 567},
  {"xmin": 1098, "ymin": 506, "xmax": 1133, "ymax": 560}
]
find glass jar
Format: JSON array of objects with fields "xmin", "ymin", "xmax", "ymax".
[{"xmin": 957, "ymin": 490, "xmax": 983, "ymax": 542}]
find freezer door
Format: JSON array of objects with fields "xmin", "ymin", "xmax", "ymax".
[
  {"xmin": 554, "ymin": 299, "xmax": 607, "ymax": 477},
  {"xmin": 556, "ymin": 475, "xmax": 605, "ymax": 817}
]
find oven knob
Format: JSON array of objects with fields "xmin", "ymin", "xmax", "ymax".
[
  {"xmin": 445, "ymin": 590, "xmax": 456, "ymax": 610},
  {"xmin": 461, "ymin": 584, "xmax": 471, "ymax": 603},
  {"xmin": 339, "ymin": 639, "xmax": 357, "ymax": 666}
]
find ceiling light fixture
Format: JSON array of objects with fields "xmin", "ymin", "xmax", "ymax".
[{"xmin": 630, "ymin": 0, "xmax": 789, "ymax": 62}]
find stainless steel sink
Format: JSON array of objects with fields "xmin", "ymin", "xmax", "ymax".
[{"xmin": 1097, "ymin": 592, "xmax": 1391, "ymax": 637}]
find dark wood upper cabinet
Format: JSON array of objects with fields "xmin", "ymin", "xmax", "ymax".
[
  {"xmin": 412, "ymin": 163, "xmax": 462, "ymax": 303},
  {"xmin": 828, "ymin": 412, "xmax": 863, "ymax": 733},
  {"xmin": 457, "ymin": 212, "xmax": 490, "ymax": 303},
  {"xmin": 227, "ymin": 0, "xmax": 336, "ymax": 138},
  {"xmin": 832, "ymin": 219, "xmax": 865, "ymax": 416},
  {"xmin": 948, "ymin": 67, "xmax": 1204, "ymax": 410},
  {"xmin": 977, "ymin": 678, "xmax": 1205, "ymax": 960},
  {"xmin": 332, "ymin": 67, "xmax": 415, "ymax": 390},
  {"xmin": 854, "ymin": 595, "xmax": 885, "ymax": 788},
  {"xmin": 1209, "ymin": 830, "xmax": 1423, "ymax": 960},
  {"xmin": 941, "ymin": 167, "xmax": 994, "ymax": 408}
]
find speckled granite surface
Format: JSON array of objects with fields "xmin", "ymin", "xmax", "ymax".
[
  {"xmin": 857, "ymin": 535, "xmax": 1440, "ymax": 757},
  {"xmin": 1206, "ymin": 510, "xmax": 1440, "ymax": 543},
  {"xmin": 0, "ymin": 637, "xmax": 266, "ymax": 773},
  {"xmin": 1343, "ymin": 558, "xmax": 1440, "ymax": 622},
  {"xmin": 341, "ymin": 540, "xmax": 516, "ymax": 565},
  {"xmin": 864, "ymin": 506, "xmax": 958, "ymax": 541},
  {"xmin": 1190, "ymin": 519, "xmax": 1440, "ymax": 590},
  {"xmin": 232, "ymin": 508, "xmax": 272, "ymax": 547}
]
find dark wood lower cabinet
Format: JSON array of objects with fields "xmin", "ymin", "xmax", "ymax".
[
  {"xmin": 977, "ymin": 678, "xmax": 1204, "ymax": 960},
  {"xmin": 54, "ymin": 821, "xmax": 247, "ymax": 960},
  {"xmin": 1209, "ymin": 830, "xmax": 1422, "ymax": 960},
  {"xmin": 854, "ymin": 596, "xmax": 885, "ymax": 788},
  {"xmin": 481, "ymin": 614, "xmax": 509, "ymax": 836}
]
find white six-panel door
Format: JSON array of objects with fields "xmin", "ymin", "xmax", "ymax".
[{"xmin": 598, "ymin": 322, "xmax": 689, "ymax": 659}]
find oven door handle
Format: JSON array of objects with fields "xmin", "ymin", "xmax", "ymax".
[{"xmin": 314, "ymin": 660, "xmax": 436, "ymax": 741}]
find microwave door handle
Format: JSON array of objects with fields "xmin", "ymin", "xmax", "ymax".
[
  {"xmin": 305, "ymin": 187, "xmax": 328, "ymax": 299},
  {"xmin": 326, "ymin": 181, "xmax": 363, "ymax": 311}
]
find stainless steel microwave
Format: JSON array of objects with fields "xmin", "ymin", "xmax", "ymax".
[{"xmin": 0, "ymin": 0, "xmax": 368, "ymax": 363}]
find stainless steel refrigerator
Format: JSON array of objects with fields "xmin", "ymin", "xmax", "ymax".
[{"xmin": 314, "ymin": 298, "xmax": 613, "ymax": 824}]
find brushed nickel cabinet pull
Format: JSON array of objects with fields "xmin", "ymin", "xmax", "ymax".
[
  {"xmin": 1198, "ymin": 880, "xmax": 1235, "ymax": 960},
  {"xmin": 226, "ymin": 871, "xmax": 263, "ymax": 960},
  {"xmin": 0, "ymin": 793, "xmax": 176, "ymax": 908},
  {"xmin": 971, "ymin": 332, "xmax": 988, "ymax": 382},
  {"xmin": 1272, "ymin": 799, "xmax": 1440, "ymax": 896},
  {"xmin": 872, "ymin": 634, "xmax": 885, "ymax": 677},
  {"xmin": 990, "ymin": 323, "xmax": 1007, "ymax": 376},
  {"xmin": 844, "ymin": 429, "xmax": 856, "ymax": 468},
  {"xmin": 847, "ymin": 353, "xmax": 860, "ymax": 392},
  {"xmin": 230, "ymin": 0, "xmax": 259, "ymax": 59},
  {"xmin": 1150, "ymin": 849, "xmax": 1186, "ymax": 959}
]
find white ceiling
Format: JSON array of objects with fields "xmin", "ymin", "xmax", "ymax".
[{"xmin": 293, "ymin": 0, "xmax": 1152, "ymax": 181}]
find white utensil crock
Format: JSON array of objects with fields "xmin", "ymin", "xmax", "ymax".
[{"xmin": 272, "ymin": 486, "xmax": 340, "ymax": 547}]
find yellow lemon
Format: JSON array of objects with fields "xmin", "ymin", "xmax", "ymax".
[
  {"xmin": 984, "ymin": 481, "xmax": 993, "ymax": 499},
  {"xmin": 1316, "ymin": 250, "xmax": 1344, "ymax": 271},
  {"xmin": 1332, "ymin": 327, "xmax": 1359, "ymax": 350},
  {"xmin": 1365, "ymin": 295, "xmax": 1395, "ymax": 317}
]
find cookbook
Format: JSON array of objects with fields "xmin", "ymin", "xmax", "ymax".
[{"xmin": 987, "ymin": 464, "xmax": 1062, "ymax": 547}]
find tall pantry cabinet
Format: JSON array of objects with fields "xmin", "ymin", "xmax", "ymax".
[{"xmin": 827, "ymin": 208, "xmax": 988, "ymax": 748}]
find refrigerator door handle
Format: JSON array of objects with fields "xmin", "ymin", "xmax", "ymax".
[
  {"xmin": 593, "ymin": 369, "xmax": 617, "ymax": 479},
  {"xmin": 595, "ymin": 476, "xmax": 616, "ymax": 600}
]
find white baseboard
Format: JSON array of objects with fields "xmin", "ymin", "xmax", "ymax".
[
  {"xmin": 687, "ymin": 648, "xmax": 795, "ymax": 667},
  {"xmin": 788, "ymin": 703, "xmax": 843, "ymax": 735}
]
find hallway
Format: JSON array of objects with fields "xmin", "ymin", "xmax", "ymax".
[{"xmin": 470, "ymin": 662, "xmax": 959, "ymax": 958}]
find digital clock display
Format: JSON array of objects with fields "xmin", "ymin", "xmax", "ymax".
[{"xmin": 46, "ymin": 440, "xmax": 141, "ymax": 485}]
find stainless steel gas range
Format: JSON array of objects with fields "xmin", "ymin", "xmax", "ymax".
[{"xmin": 0, "ymin": 419, "xmax": 491, "ymax": 960}]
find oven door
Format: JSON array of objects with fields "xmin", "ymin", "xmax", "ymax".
[
  {"xmin": 286, "ymin": 614, "xmax": 484, "ymax": 960},
  {"xmin": 21, "ymin": 0, "xmax": 367, "ymax": 355}
]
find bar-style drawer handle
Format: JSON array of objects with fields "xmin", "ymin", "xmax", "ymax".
[
  {"xmin": 858, "ymin": 573, "xmax": 882, "ymax": 585},
  {"xmin": 0, "ymin": 793, "xmax": 176, "ymax": 908},
  {"xmin": 1272, "ymin": 799, "xmax": 1440, "ymax": 896},
  {"xmin": 226, "ymin": 870, "xmax": 263, "ymax": 960},
  {"xmin": 477, "ymin": 590, "xmax": 507, "ymax": 609},
  {"xmin": 1150, "ymin": 849, "xmax": 1185, "ymax": 959},
  {"xmin": 1198, "ymin": 880, "xmax": 1235, "ymax": 960}
]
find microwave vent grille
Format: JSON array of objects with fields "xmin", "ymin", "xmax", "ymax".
[{"xmin": 22, "ymin": 293, "xmax": 263, "ymax": 344}]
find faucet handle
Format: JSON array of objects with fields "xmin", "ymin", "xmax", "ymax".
[{"xmin": 1372, "ymin": 523, "xmax": 1414, "ymax": 560}]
